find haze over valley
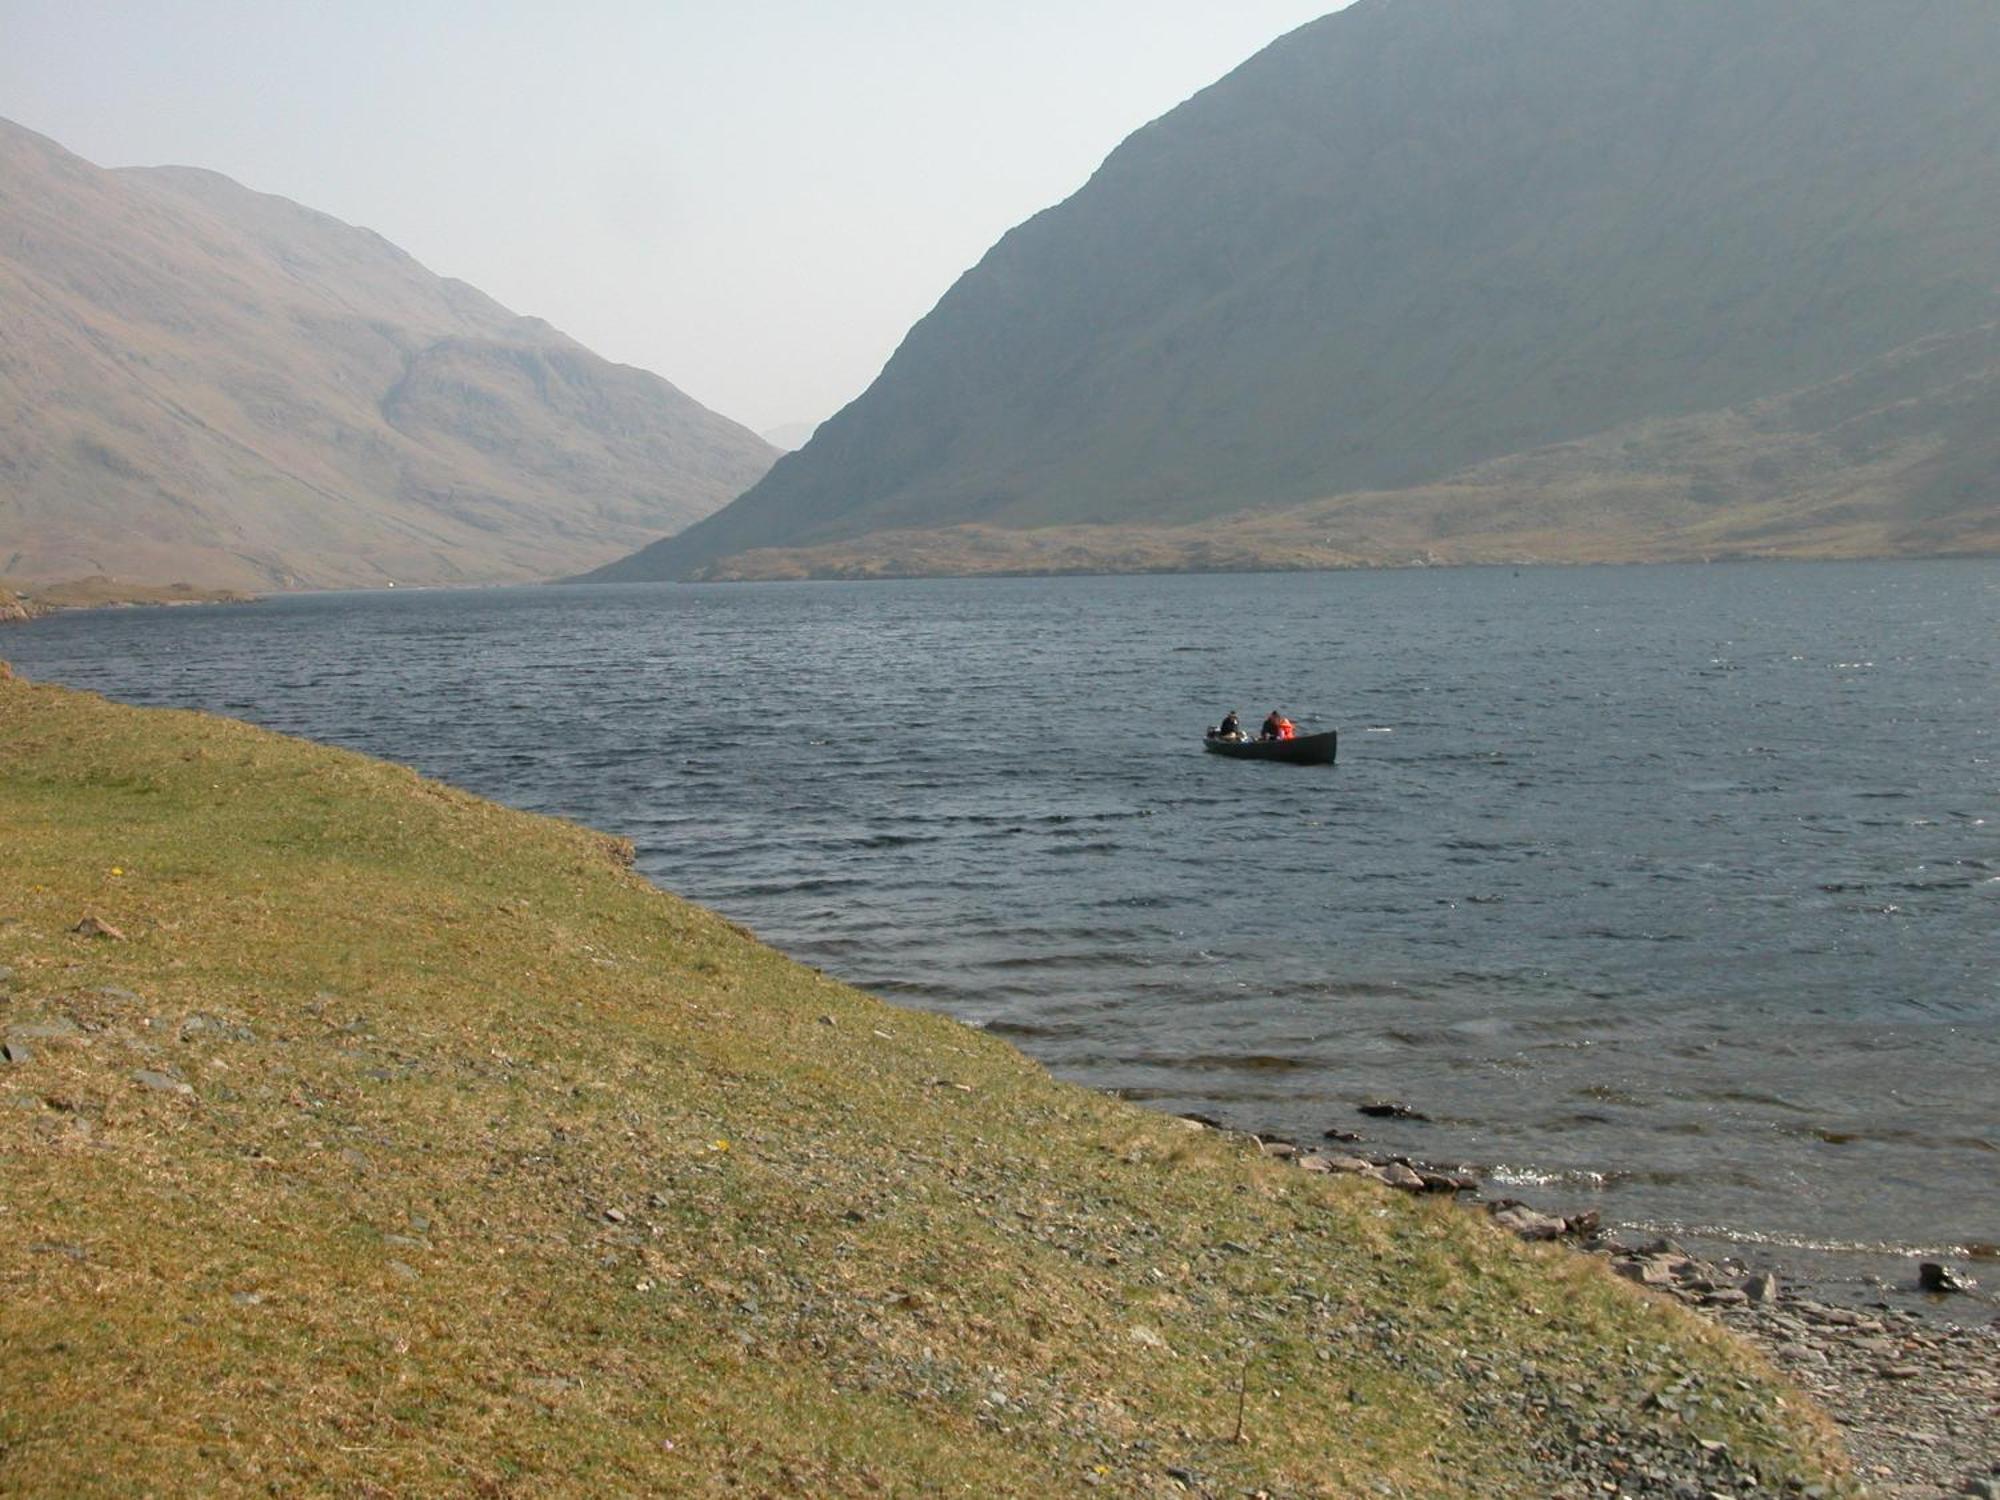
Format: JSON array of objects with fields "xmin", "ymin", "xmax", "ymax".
[
  {"xmin": 0, "ymin": 119, "xmax": 774, "ymax": 592},
  {"xmin": 595, "ymin": 0, "xmax": 2000, "ymax": 581},
  {"xmin": 6, "ymin": 1, "xmax": 1997, "ymax": 593}
]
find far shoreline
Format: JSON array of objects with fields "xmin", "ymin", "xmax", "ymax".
[{"xmin": 1, "ymin": 578, "xmax": 258, "ymax": 622}]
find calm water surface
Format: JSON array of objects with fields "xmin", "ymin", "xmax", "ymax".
[{"xmin": 8, "ymin": 564, "xmax": 1996, "ymax": 1302}]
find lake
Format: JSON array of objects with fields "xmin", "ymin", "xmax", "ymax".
[{"xmin": 7, "ymin": 562, "xmax": 1996, "ymax": 1304}]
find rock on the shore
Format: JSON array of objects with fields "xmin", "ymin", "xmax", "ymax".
[
  {"xmin": 1489, "ymin": 1203, "xmax": 1568, "ymax": 1241},
  {"xmin": 1315, "ymin": 1153, "xmax": 1376, "ymax": 1175},
  {"xmin": 1357, "ymin": 1101, "xmax": 1429, "ymax": 1121},
  {"xmin": 1918, "ymin": 1262, "xmax": 1975, "ymax": 1294}
]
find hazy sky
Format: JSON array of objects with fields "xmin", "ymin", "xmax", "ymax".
[{"xmin": 0, "ymin": 1, "xmax": 1350, "ymax": 435}]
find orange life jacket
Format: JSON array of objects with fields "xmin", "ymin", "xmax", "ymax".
[{"xmin": 1278, "ymin": 718, "xmax": 1296, "ymax": 739}]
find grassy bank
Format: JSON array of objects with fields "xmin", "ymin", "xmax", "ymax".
[
  {"xmin": 3, "ymin": 576, "xmax": 256, "ymax": 612},
  {"xmin": 0, "ymin": 666, "xmax": 1852, "ymax": 1496}
]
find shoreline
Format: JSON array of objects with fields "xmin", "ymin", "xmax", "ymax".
[
  {"xmin": 0, "ymin": 579, "xmax": 257, "ymax": 622},
  {"xmin": 0, "ymin": 665, "xmax": 1863, "ymax": 1495},
  {"xmin": 7, "ymin": 659, "xmax": 1990, "ymax": 1492},
  {"xmin": 1219, "ymin": 1121, "xmax": 1998, "ymax": 1498},
  {"xmin": 1216, "ymin": 1115, "xmax": 1995, "ymax": 1326}
]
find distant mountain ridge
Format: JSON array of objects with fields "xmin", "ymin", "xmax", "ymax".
[
  {"xmin": 0, "ymin": 119, "xmax": 775, "ymax": 590},
  {"xmin": 592, "ymin": 0, "xmax": 2000, "ymax": 581}
]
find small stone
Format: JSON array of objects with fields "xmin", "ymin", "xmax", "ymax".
[
  {"xmin": 72, "ymin": 916, "xmax": 126, "ymax": 940},
  {"xmin": 604, "ymin": 1207, "xmax": 627, "ymax": 1223},
  {"xmin": 1321, "ymin": 1126, "xmax": 1364, "ymax": 1143},
  {"xmin": 1378, "ymin": 1162, "xmax": 1426, "ymax": 1191},
  {"xmin": 179, "ymin": 1014, "xmax": 256, "ymax": 1043},
  {"xmin": 387, "ymin": 1260, "xmax": 419, "ymax": 1282},
  {"xmin": 6, "ymin": 1020, "xmax": 78, "ymax": 1041},
  {"xmin": 1918, "ymin": 1262, "xmax": 1974, "ymax": 1294},
  {"xmin": 1259, "ymin": 1140, "xmax": 1299, "ymax": 1159},
  {"xmin": 131, "ymin": 1069, "xmax": 192, "ymax": 1096},
  {"xmin": 1420, "ymin": 1170, "xmax": 1474, "ymax": 1194},
  {"xmin": 1878, "ymin": 1364, "xmax": 1922, "ymax": 1380},
  {"xmin": 1357, "ymin": 1101, "xmax": 1429, "ymax": 1121},
  {"xmin": 2, "ymin": 1041, "xmax": 30, "ymax": 1065},
  {"xmin": 1960, "ymin": 1479, "xmax": 1995, "ymax": 1500},
  {"xmin": 1742, "ymin": 1271, "xmax": 1779, "ymax": 1304},
  {"xmin": 1491, "ymin": 1204, "xmax": 1567, "ymax": 1241},
  {"xmin": 340, "ymin": 1148, "xmax": 370, "ymax": 1172},
  {"xmin": 1319, "ymin": 1154, "xmax": 1376, "ymax": 1174}
]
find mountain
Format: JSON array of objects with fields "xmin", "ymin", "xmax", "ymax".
[
  {"xmin": 590, "ymin": 0, "xmax": 2000, "ymax": 581},
  {"xmin": 657, "ymin": 319, "xmax": 2000, "ymax": 578},
  {"xmin": 0, "ymin": 120, "xmax": 776, "ymax": 590}
]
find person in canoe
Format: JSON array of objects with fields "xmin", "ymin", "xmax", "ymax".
[
  {"xmin": 1210, "ymin": 709, "xmax": 1246, "ymax": 742},
  {"xmin": 1260, "ymin": 710, "xmax": 1297, "ymax": 741}
]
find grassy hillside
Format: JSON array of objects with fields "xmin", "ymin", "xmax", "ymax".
[
  {"xmin": 687, "ymin": 324, "xmax": 2000, "ymax": 579},
  {"xmin": 0, "ymin": 666, "xmax": 1852, "ymax": 1495},
  {"xmin": 596, "ymin": 0, "xmax": 2000, "ymax": 581},
  {"xmin": 0, "ymin": 120, "xmax": 774, "ymax": 592},
  {"xmin": 8, "ymin": 576, "xmax": 257, "ymax": 610}
]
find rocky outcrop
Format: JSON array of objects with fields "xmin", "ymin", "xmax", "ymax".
[{"xmin": 0, "ymin": 593, "xmax": 48, "ymax": 625}]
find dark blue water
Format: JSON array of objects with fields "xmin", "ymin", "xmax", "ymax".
[{"xmin": 7, "ymin": 563, "xmax": 1996, "ymax": 1300}]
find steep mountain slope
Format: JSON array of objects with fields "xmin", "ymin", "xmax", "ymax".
[
  {"xmin": 682, "ymin": 320, "xmax": 2000, "ymax": 578},
  {"xmin": 593, "ymin": 0, "xmax": 2000, "ymax": 581},
  {"xmin": 0, "ymin": 121, "xmax": 775, "ymax": 590}
]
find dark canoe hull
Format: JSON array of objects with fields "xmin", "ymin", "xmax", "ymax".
[{"xmin": 1203, "ymin": 730, "xmax": 1338, "ymax": 765}]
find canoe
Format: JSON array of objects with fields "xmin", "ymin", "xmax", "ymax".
[{"xmin": 1203, "ymin": 729, "xmax": 1338, "ymax": 765}]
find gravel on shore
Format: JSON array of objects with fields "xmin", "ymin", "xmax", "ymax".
[
  {"xmin": 1602, "ymin": 1243, "xmax": 1998, "ymax": 1500},
  {"xmin": 1246, "ymin": 1129, "xmax": 1999, "ymax": 1497}
]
